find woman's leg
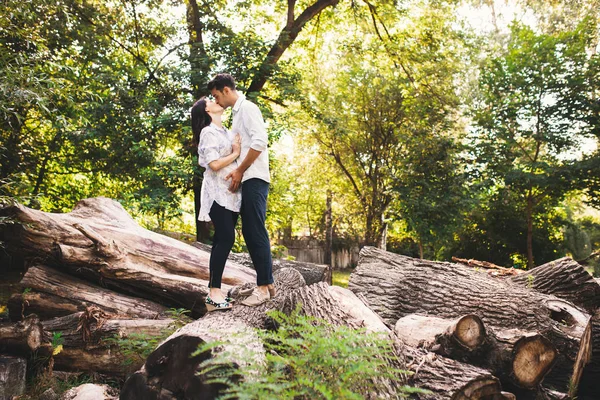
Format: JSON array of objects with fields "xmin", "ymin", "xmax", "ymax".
[{"xmin": 208, "ymin": 202, "xmax": 238, "ymax": 297}]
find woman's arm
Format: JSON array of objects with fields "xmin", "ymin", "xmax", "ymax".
[
  {"xmin": 208, "ymin": 150, "xmax": 239, "ymax": 171},
  {"xmin": 208, "ymin": 133, "xmax": 241, "ymax": 171}
]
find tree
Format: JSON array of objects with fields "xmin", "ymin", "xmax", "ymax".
[
  {"xmin": 302, "ymin": 1, "xmax": 468, "ymax": 247},
  {"xmin": 472, "ymin": 21, "xmax": 600, "ymax": 268}
]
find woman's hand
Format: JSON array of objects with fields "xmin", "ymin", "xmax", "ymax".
[{"xmin": 232, "ymin": 133, "xmax": 241, "ymax": 156}]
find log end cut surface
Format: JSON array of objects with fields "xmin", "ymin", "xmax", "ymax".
[{"xmin": 511, "ymin": 334, "xmax": 556, "ymax": 388}]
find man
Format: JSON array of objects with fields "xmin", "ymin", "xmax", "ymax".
[{"xmin": 208, "ymin": 73, "xmax": 274, "ymax": 306}]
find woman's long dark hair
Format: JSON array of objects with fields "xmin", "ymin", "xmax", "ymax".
[{"xmin": 191, "ymin": 97, "xmax": 212, "ymax": 148}]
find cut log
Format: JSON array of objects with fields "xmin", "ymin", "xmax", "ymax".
[
  {"xmin": 8, "ymin": 265, "xmax": 167, "ymax": 321},
  {"xmin": 0, "ymin": 314, "xmax": 45, "ymax": 355},
  {"xmin": 40, "ymin": 309, "xmax": 176, "ymax": 377},
  {"xmin": 0, "ymin": 198, "xmax": 256, "ymax": 316},
  {"xmin": 394, "ymin": 315, "xmax": 557, "ymax": 390},
  {"xmin": 394, "ymin": 314, "xmax": 486, "ymax": 351},
  {"xmin": 509, "ymin": 257, "xmax": 600, "ymax": 313},
  {"xmin": 349, "ymin": 247, "xmax": 592, "ymax": 395},
  {"xmin": 122, "ymin": 272, "xmax": 511, "ymax": 399},
  {"xmin": 192, "ymin": 241, "xmax": 331, "ymax": 285}
]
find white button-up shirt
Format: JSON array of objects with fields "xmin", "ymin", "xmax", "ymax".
[
  {"xmin": 231, "ymin": 94, "xmax": 270, "ymax": 183},
  {"xmin": 197, "ymin": 123, "xmax": 242, "ymax": 221}
]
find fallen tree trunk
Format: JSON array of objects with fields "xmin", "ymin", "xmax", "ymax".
[
  {"xmin": 40, "ymin": 310, "xmax": 176, "ymax": 377},
  {"xmin": 192, "ymin": 241, "xmax": 331, "ymax": 285},
  {"xmin": 0, "ymin": 198, "xmax": 256, "ymax": 317},
  {"xmin": 8, "ymin": 265, "xmax": 167, "ymax": 321},
  {"xmin": 509, "ymin": 257, "xmax": 600, "ymax": 313},
  {"xmin": 0, "ymin": 315, "xmax": 45, "ymax": 355},
  {"xmin": 122, "ymin": 272, "xmax": 513, "ymax": 399},
  {"xmin": 349, "ymin": 247, "xmax": 592, "ymax": 395}
]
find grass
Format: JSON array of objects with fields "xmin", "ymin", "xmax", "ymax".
[{"xmin": 332, "ymin": 269, "xmax": 352, "ymax": 288}]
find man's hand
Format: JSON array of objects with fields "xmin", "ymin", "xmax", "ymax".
[{"xmin": 226, "ymin": 168, "xmax": 243, "ymax": 192}]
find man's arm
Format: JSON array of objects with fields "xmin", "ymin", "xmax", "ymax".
[{"xmin": 226, "ymin": 104, "xmax": 267, "ymax": 192}]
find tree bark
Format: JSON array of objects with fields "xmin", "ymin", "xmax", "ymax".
[
  {"xmin": 349, "ymin": 246, "xmax": 592, "ymax": 395},
  {"xmin": 40, "ymin": 311, "xmax": 176, "ymax": 377},
  {"xmin": 246, "ymin": 0, "xmax": 341, "ymax": 96},
  {"xmin": 9, "ymin": 265, "xmax": 167, "ymax": 321},
  {"xmin": 394, "ymin": 314, "xmax": 557, "ymax": 391},
  {"xmin": 508, "ymin": 257, "xmax": 600, "ymax": 313},
  {"xmin": 0, "ymin": 198, "xmax": 256, "ymax": 317},
  {"xmin": 0, "ymin": 315, "xmax": 45, "ymax": 355}
]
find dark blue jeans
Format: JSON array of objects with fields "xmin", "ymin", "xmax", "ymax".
[
  {"xmin": 208, "ymin": 202, "xmax": 239, "ymax": 288},
  {"xmin": 241, "ymin": 178, "xmax": 274, "ymax": 286}
]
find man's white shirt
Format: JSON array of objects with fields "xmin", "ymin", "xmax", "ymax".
[{"xmin": 231, "ymin": 94, "xmax": 270, "ymax": 184}]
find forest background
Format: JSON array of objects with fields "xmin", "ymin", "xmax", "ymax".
[{"xmin": 1, "ymin": 0, "xmax": 599, "ymax": 272}]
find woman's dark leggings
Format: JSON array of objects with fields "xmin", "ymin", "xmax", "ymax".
[{"xmin": 208, "ymin": 202, "xmax": 239, "ymax": 288}]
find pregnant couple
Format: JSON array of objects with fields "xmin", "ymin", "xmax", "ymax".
[{"xmin": 191, "ymin": 73, "xmax": 275, "ymax": 312}]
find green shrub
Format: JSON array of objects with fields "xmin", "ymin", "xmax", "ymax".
[{"xmin": 196, "ymin": 307, "xmax": 429, "ymax": 399}]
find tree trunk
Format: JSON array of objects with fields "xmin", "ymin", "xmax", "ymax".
[
  {"xmin": 349, "ymin": 246, "xmax": 592, "ymax": 395},
  {"xmin": 526, "ymin": 196, "xmax": 534, "ymax": 269},
  {"xmin": 508, "ymin": 257, "xmax": 600, "ymax": 313},
  {"xmin": 0, "ymin": 315, "xmax": 45, "ymax": 355},
  {"xmin": 0, "ymin": 198, "xmax": 256, "ymax": 317},
  {"xmin": 9, "ymin": 265, "xmax": 167, "ymax": 321}
]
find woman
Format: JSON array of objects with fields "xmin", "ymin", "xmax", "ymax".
[{"xmin": 192, "ymin": 97, "xmax": 241, "ymax": 312}]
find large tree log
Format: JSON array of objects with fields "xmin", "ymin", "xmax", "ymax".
[
  {"xmin": 0, "ymin": 198, "xmax": 256, "ymax": 316},
  {"xmin": 40, "ymin": 310, "xmax": 176, "ymax": 377},
  {"xmin": 0, "ymin": 315, "xmax": 45, "ymax": 355},
  {"xmin": 508, "ymin": 257, "xmax": 600, "ymax": 313},
  {"xmin": 8, "ymin": 265, "xmax": 167, "ymax": 321},
  {"xmin": 122, "ymin": 271, "xmax": 513, "ymax": 399},
  {"xmin": 192, "ymin": 241, "xmax": 331, "ymax": 285},
  {"xmin": 349, "ymin": 247, "xmax": 592, "ymax": 395},
  {"xmin": 394, "ymin": 314, "xmax": 558, "ymax": 392}
]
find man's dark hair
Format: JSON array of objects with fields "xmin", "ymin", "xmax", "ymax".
[{"xmin": 208, "ymin": 73, "xmax": 236, "ymax": 92}]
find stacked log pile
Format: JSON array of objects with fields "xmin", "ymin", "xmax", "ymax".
[{"xmin": 1, "ymin": 197, "xmax": 600, "ymax": 399}]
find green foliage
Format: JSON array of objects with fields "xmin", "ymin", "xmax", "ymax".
[
  {"xmin": 471, "ymin": 20, "xmax": 600, "ymax": 266},
  {"xmin": 331, "ymin": 270, "xmax": 351, "ymax": 288},
  {"xmin": 195, "ymin": 308, "xmax": 427, "ymax": 399}
]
